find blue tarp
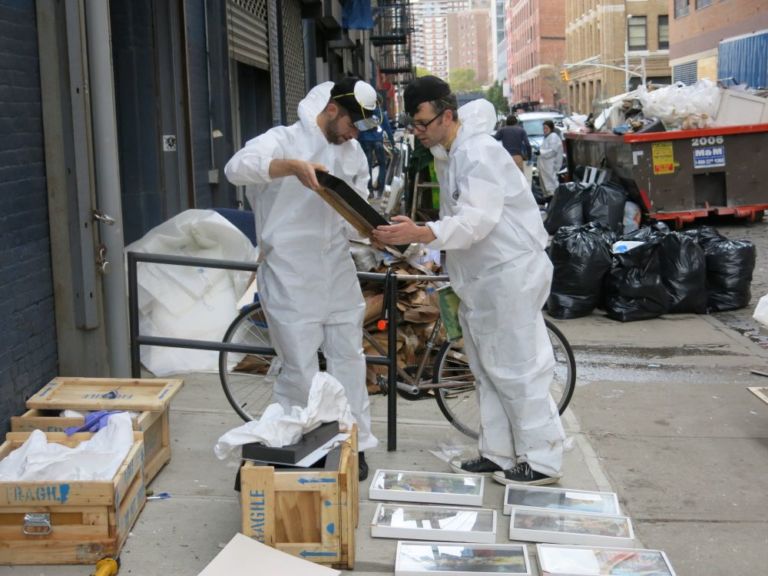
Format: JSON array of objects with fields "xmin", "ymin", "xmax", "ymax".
[{"xmin": 342, "ymin": 0, "xmax": 373, "ymax": 30}]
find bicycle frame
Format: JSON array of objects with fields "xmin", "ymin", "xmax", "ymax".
[{"xmin": 363, "ymin": 315, "xmax": 445, "ymax": 396}]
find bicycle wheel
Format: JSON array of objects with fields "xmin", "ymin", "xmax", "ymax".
[
  {"xmin": 433, "ymin": 318, "xmax": 576, "ymax": 438},
  {"xmin": 219, "ymin": 302, "xmax": 276, "ymax": 422}
]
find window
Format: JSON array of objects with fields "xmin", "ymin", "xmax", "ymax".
[
  {"xmin": 658, "ymin": 15, "xmax": 669, "ymax": 49},
  {"xmin": 674, "ymin": 0, "xmax": 689, "ymax": 18},
  {"xmin": 628, "ymin": 16, "xmax": 647, "ymax": 50},
  {"xmin": 696, "ymin": 0, "xmax": 713, "ymax": 8}
]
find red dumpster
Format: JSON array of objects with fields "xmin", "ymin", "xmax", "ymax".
[{"xmin": 565, "ymin": 123, "xmax": 768, "ymax": 228}]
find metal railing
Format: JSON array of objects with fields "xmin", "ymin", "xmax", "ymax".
[{"xmin": 127, "ymin": 251, "xmax": 447, "ymax": 451}]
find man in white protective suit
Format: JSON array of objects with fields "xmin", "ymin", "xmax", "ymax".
[
  {"xmin": 224, "ymin": 77, "xmax": 380, "ymax": 480},
  {"xmin": 373, "ymin": 76, "xmax": 565, "ymax": 486}
]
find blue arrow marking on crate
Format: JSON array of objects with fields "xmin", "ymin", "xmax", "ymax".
[
  {"xmin": 326, "ymin": 523, "xmax": 335, "ymax": 534},
  {"xmin": 300, "ymin": 551, "xmax": 337, "ymax": 558},
  {"xmin": 297, "ymin": 477, "xmax": 336, "ymax": 485}
]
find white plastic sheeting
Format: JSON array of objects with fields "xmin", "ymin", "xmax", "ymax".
[
  {"xmin": 126, "ymin": 209, "xmax": 258, "ymax": 376},
  {"xmin": 0, "ymin": 412, "xmax": 134, "ymax": 481},
  {"xmin": 214, "ymin": 372, "xmax": 355, "ymax": 459},
  {"xmin": 637, "ymin": 80, "xmax": 722, "ymax": 129}
]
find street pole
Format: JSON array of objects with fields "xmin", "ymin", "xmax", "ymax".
[
  {"xmin": 624, "ymin": 38, "xmax": 630, "ymax": 92},
  {"xmin": 642, "ymin": 56, "xmax": 647, "ymax": 88}
]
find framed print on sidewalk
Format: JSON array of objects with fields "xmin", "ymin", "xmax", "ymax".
[
  {"xmin": 536, "ymin": 543, "xmax": 676, "ymax": 575},
  {"xmin": 509, "ymin": 507, "xmax": 635, "ymax": 547},
  {"xmin": 503, "ymin": 485, "xmax": 620, "ymax": 516},
  {"xmin": 395, "ymin": 541, "xmax": 531, "ymax": 576},
  {"xmin": 371, "ymin": 503, "xmax": 497, "ymax": 543},
  {"xmin": 369, "ymin": 469, "xmax": 484, "ymax": 506}
]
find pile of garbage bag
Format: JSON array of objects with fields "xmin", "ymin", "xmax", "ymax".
[
  {"xmin": 548, "ymin": 223, "xmax": 756, "ymax": 321},
  {"xmin": 545, "ymin": 179, "xmax": 636, "ymax": 237}
]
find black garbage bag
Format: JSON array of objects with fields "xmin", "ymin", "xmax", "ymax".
[
  {"xmin": 543, "ymin": 182, "xmax": 590, "ymax": 235},
  {"xmin": 583, "ymin": 180, "xmax": 627, "ymax": 233},
  {"xmin": 659, "ymin": 232, "xmax": 707, "ymax": 313},
  {"xmin": 603, "ymin": 240, "xmax": 670, "ymax": 322},
  {"xmin": 547, "ymin": 223, "xmax": 613, "ymax": 319},
  {"xmin": 704, "ymin": 239, "xmax": 756, "ymax": 311},
  {"xmin": 681, "ymin": 225, "xmax": 724, "ymax": 249},
  {"xmin": 622, "ymin": 221, "xmax": 670, "ymax": 242}
]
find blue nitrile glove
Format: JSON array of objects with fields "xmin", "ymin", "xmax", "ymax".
[{"xmin": 65, "ymin": 410, "xmax": 124, "ymax": 435}]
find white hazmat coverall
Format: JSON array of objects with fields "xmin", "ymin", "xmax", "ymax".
[
  {"xmin": 425, "ymin": 99, "xmax": 565, "ymax": 476},
  {"xmin": 224, "ymin": 82, "xmax": 378, "ymax": 451},
  {"xmin": 537, "ymin": 130, "xmax": 564, "ymax": 197}
]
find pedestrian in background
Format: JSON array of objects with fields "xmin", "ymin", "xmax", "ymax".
[
  {"xmin": 224, "ymin": 77, "xmax": 380, "ymax": 480},
  {"xmin": 358, "ymin": 105, "xmax": 395, "ymax": 197},
  {"xmin": 494, "ymin": 114, "xmax": 531, "ymax": 172},
  {"xmin": 536, "ymin": 119, "xmax": 564, "ymax": 199},
  {"xmin": 373, "ymin": 76, "xmax": 565, "ymax": 486}
]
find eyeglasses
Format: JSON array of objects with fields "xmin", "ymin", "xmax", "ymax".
[
  {"xmin": 409, "ymin": 110, "xmax": 445, "ymax": 132},
  {"xmin": 332, "ymin": 93, "xmax": 381, "ymax": 131}
]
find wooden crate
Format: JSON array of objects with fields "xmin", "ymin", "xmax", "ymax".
[
  {"xmin": 239, "ymin": 427, "xmax": 359, "ymax": 569},
  {"xmin": 21, "ymin": 376, "xmax": 184, "ymax": 484},
  {"xmin": 11, "ymin": 408, "xmax": 170, "ymax": 485},
  {"xmin": 0, "ymin": 431, "xmax": 146, "ymax": 565}
]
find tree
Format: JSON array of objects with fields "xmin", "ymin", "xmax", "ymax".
[
  {"xmin": 485, "ymin": 81, "xmax": 508, "ymax": 115},
  {"xmin": 448, "ymin": 68, "xmax": 482, "ymax": 93},
  {"xmin": 415, "ymin": 67, "xmax": 434, "ymax": 78}
]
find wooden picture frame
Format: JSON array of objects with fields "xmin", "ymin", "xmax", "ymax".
[{"xmin": 314, "ymin": 171, "xmax": 409, "ymax": 254}]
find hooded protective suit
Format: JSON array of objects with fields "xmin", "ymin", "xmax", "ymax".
[
  {"xmin": 538, "ymin": 131, "xmax": 564, "ymax": 196},
  {"xmin": 224, "ymin": 82, "xmax": 378, "ymax": 451},
  {"xmin": 425, "ymin": 99, "xmax": 565, "ymax": 476}
]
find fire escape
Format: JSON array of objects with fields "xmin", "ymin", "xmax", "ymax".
[{"xmin": 370, "ymin": 0, "xmax": 414, "ymax": 98}]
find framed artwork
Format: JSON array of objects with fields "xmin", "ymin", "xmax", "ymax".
[
  {"xmin": 370, "ymin": 470, "xmax": 484, "ymax": 506},
  {"xmin": 314, "ymin": 170, "xmax": 408, "ymax": 253},
  {"xmin": 371, "ymin": 503, "xmax": 497, "ymax": 543},
  {"xmin": 509, "ymin": 508, "xmax": 634, "ymax": 547},
  {"xmin": 503, "ymin": 485, "xmax": 620, "ymax": 516},
  {"xmin": 536, "ymin": 543, "xmax": 676, "ymax": 575},
  {"xmin": 395, "ymin": 541, "xmax": 531, "ymax": 576}
]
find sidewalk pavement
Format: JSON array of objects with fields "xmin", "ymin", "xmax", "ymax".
[{"xmin": 1, "ymin": 313, "xmax": 767, "ymax": 575}]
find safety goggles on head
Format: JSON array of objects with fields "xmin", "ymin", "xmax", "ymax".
[{"xmin": 332, "ymin": 92, "xmax": 381, "ymax": 131}]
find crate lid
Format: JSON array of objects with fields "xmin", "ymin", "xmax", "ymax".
[{"xmin": 26, "ymin": 377, "xmax": 184, "ymax": 412}]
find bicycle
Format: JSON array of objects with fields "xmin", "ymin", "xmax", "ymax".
[{"xmin": 218, "ymin": 285, "xmax": 576, "ymax": 438}]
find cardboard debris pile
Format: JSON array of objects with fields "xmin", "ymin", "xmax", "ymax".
[{"xmin": 360, "ymin": 260, "xmax": 444, "ymax": 393}]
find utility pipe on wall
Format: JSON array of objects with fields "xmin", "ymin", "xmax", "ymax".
[{"xmin": 85, "ymin": 0, "xmax": 131, "ymax": 376}]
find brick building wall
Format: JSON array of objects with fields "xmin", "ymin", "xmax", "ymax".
[
  {"xmin": 0, "ymin": 1, "xmax": 58, "ymax": 432},
  {"xmin": 447, "ymin": 9, "xmax": 492, "ymax": 84},
  {"xmin": 565, "ymin": 0, "xmax": 670, "ymax": 114},
  {"xmin": 669, "ymin": 0, "xmax": 768, "ymax": 82},
  {"xmin": 507, "ymin": 0, "xmax": 565, "ymax": 108}
]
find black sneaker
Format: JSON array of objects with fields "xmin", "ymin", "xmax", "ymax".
[
  {"xmin": 449, "ymin": 456, "xmax": 502, "ymax": 475},
  {"xmin": 358, "ymin": 452, "xmax": 369, "ymax": 481},
  {"xmin": 492, "ymin": 462, "xmax": 560, "ymax": 486}
]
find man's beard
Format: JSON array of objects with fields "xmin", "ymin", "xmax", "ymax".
[{"xmin": 324, "ymin": 115, "xmax": 346, "ymax": 145}]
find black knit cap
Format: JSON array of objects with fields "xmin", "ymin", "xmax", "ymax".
[{"xmin": 403, "ymin": 75, "xmax": 451, "ymax": 116}]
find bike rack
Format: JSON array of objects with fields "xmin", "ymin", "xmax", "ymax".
[{"xmin": 127, "ymin": 251, "xmax": 448, "ymax": 451}]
